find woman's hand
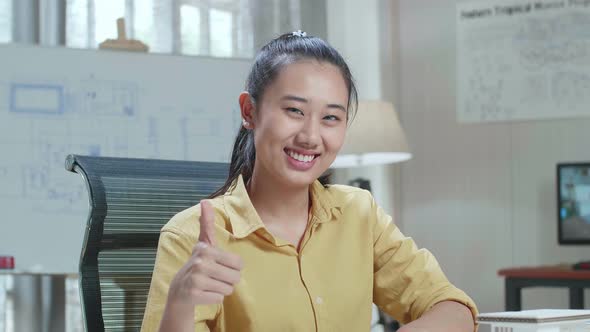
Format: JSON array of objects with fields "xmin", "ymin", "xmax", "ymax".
[
  {"xmin": 396, "ymin": 301, "xmax": 475, "ymax": 332},
  {"xmin": 397, "ymin": 326, "xmax": 429, "ymax": 332},
  {"xmin": 159, "ymin": 200, "xmax": 243, "ymax": 332},
  {"xmin": 167, "ymin": 200, "xmax": 244, "ymax": 307}
]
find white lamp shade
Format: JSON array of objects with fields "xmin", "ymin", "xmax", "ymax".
[{"xmin": 331, "ymin": 100, "xmax": 411, "ymax": 168}]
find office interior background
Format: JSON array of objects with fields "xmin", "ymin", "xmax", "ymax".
[{"xmin": 1, "ymin": 0, "xmax": 590, "ymax": 331}]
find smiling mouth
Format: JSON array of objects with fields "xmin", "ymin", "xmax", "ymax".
[{"xmin": 284, "ymin": 148, "xmax": 319, "ymax": 163}]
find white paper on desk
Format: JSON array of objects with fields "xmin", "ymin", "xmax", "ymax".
[{"xmin": 477, "ymin": 309, "xmax": 590, "ymax": 324}]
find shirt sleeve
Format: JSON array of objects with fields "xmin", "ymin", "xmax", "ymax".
[
  {"xmin": 370, "ymin": 195, "xmax": 478, "ymax": 326},
  {"xmin": 141, "ymin": 228, "xmax": 219, "ymax": 332}
]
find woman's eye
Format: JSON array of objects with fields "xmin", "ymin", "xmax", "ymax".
[
  {"xmin": 286, "ymin": 107, "xmax": 304, "ymax": 115},
  {"xmin": 323, "ymin": 115, "xmax": 341, "ymax": 121}
]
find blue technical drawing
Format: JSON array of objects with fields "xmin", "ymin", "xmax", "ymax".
[
  {"xmin": 9, "ymin": 83, "xmax": 65, "ymax": 114},
  {"xmin": 88, "ymin": 145, "xmax": 101, "ymax": 157}
]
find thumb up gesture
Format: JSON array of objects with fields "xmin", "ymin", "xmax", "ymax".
[{"xmin": 167, "ymin": 200, "xmax": 244, "ymax": 306}]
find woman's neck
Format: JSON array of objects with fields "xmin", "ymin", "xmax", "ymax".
[{"xmin": 246, "ymin": 168, "xmax": 310, "ymax": 225}]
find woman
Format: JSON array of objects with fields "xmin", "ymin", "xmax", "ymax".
[{"xmin": 141, "ymin": 31, "xmax": 477, "ymax": 332}]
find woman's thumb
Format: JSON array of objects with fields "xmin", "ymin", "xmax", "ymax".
[{"xmin": 198, "ymin": 200, "xmax": 216, "ymax": 246}]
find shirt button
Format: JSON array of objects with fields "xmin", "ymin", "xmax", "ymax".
[{"xmin": 316, "ymin": 296, "xmax": 323, "ymax": 304}]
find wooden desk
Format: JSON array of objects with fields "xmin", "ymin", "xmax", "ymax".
[
  {"xmin": 0, "ymin": 271, "xmax": 76, "ymax": 332},
  {"xmin": 498, "ymin": 266, "xmax": 590, "ymax": 311}
]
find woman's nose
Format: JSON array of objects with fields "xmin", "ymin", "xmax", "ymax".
[{"xmin": 295, "ymin": 119, "xmax": 320, "ymax": 149}]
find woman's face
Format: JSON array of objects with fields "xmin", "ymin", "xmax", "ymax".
[{"xmin": 246, "ymin": 60, "xmax": 349, "ymax": 189}]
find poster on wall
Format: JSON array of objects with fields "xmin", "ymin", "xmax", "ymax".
[{"xmin": 456, "ymin": 0, "xmax": 590, "ymax": 123}]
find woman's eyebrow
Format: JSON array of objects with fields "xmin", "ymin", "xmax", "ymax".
[
  {"xmin": 281, "ymin": 95, "xmax": 308, "ymax": 103},
  {"xmin": 281, "ymin": 95, "xmax": 346, "ymax": 113},
  {"xmin": 327, "ymin": 103, "xmax": 346, "ymax": 113}
]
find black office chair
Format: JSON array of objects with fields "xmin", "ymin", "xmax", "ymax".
[{"xmin": 66, "ymin": 154, "xmax": 228, "ymax": 332}]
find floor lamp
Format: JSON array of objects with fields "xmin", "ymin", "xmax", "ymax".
[
  {"xmin": 331, "ymin": 100, "xmax": 412, "ymax": 332},
  {"xmin": 331, "ymin": 100, "xmax": 412, "ymax": 188}
]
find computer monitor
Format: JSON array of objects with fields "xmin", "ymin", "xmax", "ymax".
[{"xmin": 557, "ymin": 162, "xmax": 590, "ymax": 245}]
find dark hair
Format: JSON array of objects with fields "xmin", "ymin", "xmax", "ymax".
[{"xmin": 209, "ymin": 32, "xmax": 358, "ymax": 198}]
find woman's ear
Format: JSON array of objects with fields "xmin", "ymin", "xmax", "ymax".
[{"xmin": 239, "ymin": 92, "xmax": 255, "ymax": 129}]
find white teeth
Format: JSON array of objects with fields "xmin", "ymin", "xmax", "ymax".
[{"xmin": 287, "ymin": 149, "xmax": 315, "ymax": 163}]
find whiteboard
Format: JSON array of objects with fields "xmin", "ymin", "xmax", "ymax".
[
  {"xmin": 0, "ymin": 44, "xmax": 251, "ymax": 273},
  {"xmin": 456, "ymin": 0, "xmax": 590, "ymax": 123}
]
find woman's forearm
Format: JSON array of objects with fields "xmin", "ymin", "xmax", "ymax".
[
  {"xmin": 399, "ymin": 301, "xmax": 475, "ymax": 332},
  {"xmin": 158, "ymin": 298, "xmax": 196, "ymax": 332}
]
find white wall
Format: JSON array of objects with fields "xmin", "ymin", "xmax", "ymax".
[
  {"xmin": 325, "ymin": 0, "xmax": 401, "ymax": 223},
  {"xmin": 397, "ymin": 0, "xmax": 590, "ymax": 313}
]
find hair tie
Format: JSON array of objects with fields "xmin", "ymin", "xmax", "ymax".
[{"xmin": 292, "ymin": 30, "xmax": 307, "ymax": 37}]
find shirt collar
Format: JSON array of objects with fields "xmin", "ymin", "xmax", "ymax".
[
  {"xmin": 309, "ymin": 178, "xmax": 342, "ymax": 224},
  {"xmin": 222, "ymin": 175, "xmax": 342, "ymax": 239}
]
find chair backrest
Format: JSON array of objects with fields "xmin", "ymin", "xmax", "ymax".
[{"xmin": 66, "ymin": 155, "xmax": 229, "ymax": 332}]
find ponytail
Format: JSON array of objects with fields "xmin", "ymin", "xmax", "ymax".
[{"xmin": 208, "ymin": 126, "xmax": 256, "ymax": 198}]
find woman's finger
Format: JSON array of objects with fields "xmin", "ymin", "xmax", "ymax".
[
  {"xmin": 206, "ymin": 261, "xmax": 242, "ymax": 286},
  {"xmin": 194, "ymin": 274, "xmax": 235, "ymax": 296},
  {"xmin": 210, "ymin": 249, "xmax": 244, "ymax": 271}
]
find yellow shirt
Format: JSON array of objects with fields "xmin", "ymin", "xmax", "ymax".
[{"xmin": 141, "ymin": 176, "xmax": 477, "ymax": 331}]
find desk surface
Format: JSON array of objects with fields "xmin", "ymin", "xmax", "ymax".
[
  {"xmin": 498, "ymin": 266, "xmax": 590, "ymax": 280},
  {"xmin": 0, "ymin": 270, "xmax": 77, "ymax": 277}
]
